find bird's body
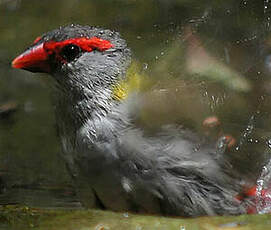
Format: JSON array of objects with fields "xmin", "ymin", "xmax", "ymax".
[
  {"xmin": 56, "ymin": 90, "xmax": 243, "ymax": 216},
  {"xmin": 12, "ymin": 24, "xmax": 248, "ymax": 216}
]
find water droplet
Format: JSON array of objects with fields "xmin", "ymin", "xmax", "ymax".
[
  {"xmin": 123, "ymin": 212, "xmax": 129, "ymax": 218},
  {"xmin": 122, "ymin": 177, "xmax": 132, "ymax": 193},
  {"xmin": 255, "ymin": 159, "xmax": 271, "ymax": 214},
  {"xmin": 136, "ymin": 36, "xmax": 142, "ymax": 39},
  {"xmin": 180, "ymin": 226, "xmax": 186, "ymax": 230},
  {"xmin": 219, "ymin": 222, "xmax": 245, "ymax": 228},
  {"xmin": 155, "ymin": 56, "xmax": 159, "ymax": 60},
  {"xmin": 143, "ymin": 63, "xmax": 148, "ymax": 70},
  {"xmin": 160, "ymin": 51, "xmax": 164, "ymax": 56},
  {"xmin": 248, "ymin": 138, "xmax": 253, "ymax": 143},
  {"xmin": 193, "ymin": 146, "xmax": 199, "ymax": 152}
]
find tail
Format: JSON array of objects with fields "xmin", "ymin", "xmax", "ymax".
[{"xmin": 237, "ymin": 159, "xmax": 271, "ymax": 214}]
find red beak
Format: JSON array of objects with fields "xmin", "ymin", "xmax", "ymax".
[{"xmin": 12, "ymin": 43, "xmax": 51, "ymax": 73}]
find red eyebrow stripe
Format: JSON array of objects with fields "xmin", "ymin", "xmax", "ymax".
[{"xmin": 44, "ymin": 37, "xmax": 114, "ymax": 53}]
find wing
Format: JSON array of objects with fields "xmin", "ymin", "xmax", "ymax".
[
  {"xmin": 110, "ymin": 125, "xmax": 246, "ymax": 216},
  {"xmin": 74, "ymin": 85, "xmax": 247, "ymax": 216}
]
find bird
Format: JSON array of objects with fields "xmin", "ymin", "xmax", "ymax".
[{"xmin": 12, "ymin": 24, "xmax": 250, "ymax": 217}]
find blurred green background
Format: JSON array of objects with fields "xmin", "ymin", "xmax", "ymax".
[{"xmin": 0, "ymin": 0, "xmax": 271, "ymax": 209}]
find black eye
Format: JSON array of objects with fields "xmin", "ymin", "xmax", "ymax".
[{"xmin": 60, "ymin": 44, "xmax": 81, "ymax": 62}]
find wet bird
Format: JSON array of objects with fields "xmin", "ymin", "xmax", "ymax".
[{"xmin": 12, "ymin": 24, "xmax": 249, "ymax": 216}]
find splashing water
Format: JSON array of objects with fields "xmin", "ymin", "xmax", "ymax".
[
  {"xmin": 264, "ymin": 0, "xmax": 271, "ymax": 30},
  {"xmin": 256, "ymin": 159, "xmax": 271, "ymax": 214},
  {"xmin": 235, "ymin": 114, "xmax": 255, "ymax": 151}
]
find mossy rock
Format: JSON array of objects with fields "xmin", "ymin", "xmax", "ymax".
[{"xmin": 1, "ymin": 205, "xmax": 271, "ymax": 230}]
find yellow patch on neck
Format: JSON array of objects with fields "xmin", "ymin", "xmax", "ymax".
[{"xmin": 112, "ymin": 62, "xmax": 145, "ymax": 101}]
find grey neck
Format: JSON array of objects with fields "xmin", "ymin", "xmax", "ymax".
[{"xmin": 53, "ymin": 80, "xmax": 120, "ymax": 132}]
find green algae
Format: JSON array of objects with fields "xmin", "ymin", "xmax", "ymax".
[{"xmin": 1, "ymin": 205, "xmax": 270, "ymax": 230}]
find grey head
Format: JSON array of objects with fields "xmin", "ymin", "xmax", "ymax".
[
  {"xmin": 12, "ymin": 24, "xmax": 132, "ymax": 96},
  {"xmin": 12, "ymin": 24, "xmax": 132, "ymax": 124}
]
